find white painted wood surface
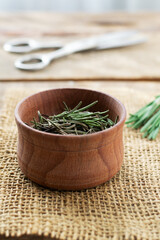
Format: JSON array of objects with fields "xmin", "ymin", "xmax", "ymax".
[{"xmin": 0, "ymin": 0, "xmax": 160, "ymax": 12}]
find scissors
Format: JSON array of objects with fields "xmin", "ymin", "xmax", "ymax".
[{"xmin": 3, "ymin": 30, "xmax": 147, "ymax": 71}]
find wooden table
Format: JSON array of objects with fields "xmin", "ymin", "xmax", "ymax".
[
  {"xmin": 1, "ymin": 12, "xmax": 160, "ymax": 81},
  {"xmin": 0, "ymin": 12, "xmax": 160, "ymax": 240}
]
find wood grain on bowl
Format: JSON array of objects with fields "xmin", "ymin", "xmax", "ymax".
[{"xmin": 15, "ymin": 88, "xmax": 126, "ymax": 190}]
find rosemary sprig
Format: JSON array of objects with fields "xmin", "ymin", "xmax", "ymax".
[
  {"xmin": 126, "ymin": 95, "xmax": 160, "ymax": 140},
  {"xmin": 30, "ymin": 101, "xmax": 118, "ymax": 135}
]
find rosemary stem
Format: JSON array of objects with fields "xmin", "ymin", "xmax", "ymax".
[{"xmin": 30, "ymin": 101, "xmax": 117, "ymax": 135}]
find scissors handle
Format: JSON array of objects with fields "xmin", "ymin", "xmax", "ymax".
[
  {"xmin": 15, "ymin": 37, "xmax": 100, "ymax": 70},
  {"xmin": 3, "ymin": 38, "xmax": 63, "ymax": 53}
]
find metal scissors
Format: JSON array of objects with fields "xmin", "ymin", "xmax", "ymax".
[{"xmin": 3, "ymin": 30, "xmax": 147, "ymax": 71}]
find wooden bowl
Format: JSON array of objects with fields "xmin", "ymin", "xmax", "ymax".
[{"xmin": 15, "ymin": 88, "xmax": 126, "ymax": 190}]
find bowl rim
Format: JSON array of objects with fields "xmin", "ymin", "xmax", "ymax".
[{"xmin": 15, "ymin": 87, "xmax": 126, "ymax": 139}]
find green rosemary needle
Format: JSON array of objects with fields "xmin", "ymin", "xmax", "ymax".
[
  {"xmin": 30, "ymin": 101, "xmax": 118, "ymax": 135},
  {"xmin": 126, "ymin": 95, "xmax": 160, "ymax": 140}
]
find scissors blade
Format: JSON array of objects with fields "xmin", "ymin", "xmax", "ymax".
[{"xmin": 96, "ymin": 33, "xmax": 147, "ymax": 50}]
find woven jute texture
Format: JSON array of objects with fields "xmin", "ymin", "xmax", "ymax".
[{"xmin": 0, "ymin": 87, "xmax": 160, "ymax": 240}]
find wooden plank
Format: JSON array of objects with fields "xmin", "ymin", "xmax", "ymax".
[{"xmin": 1, "ymin": 12, "xmax": 160, "ymax": 81}]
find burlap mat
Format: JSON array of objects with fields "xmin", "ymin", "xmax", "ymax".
[{"xmin": 0, "ymin": 87, "xmax": 160, "ymax": 240}]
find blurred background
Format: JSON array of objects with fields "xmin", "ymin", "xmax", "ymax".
[{"xmin": 0, "ymin": 0, "xmax": 160, "ymax": 12}]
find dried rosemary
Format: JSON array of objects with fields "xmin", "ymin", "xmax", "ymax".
[
  {"xmin": 30, "ymin": 100, "xmax": 118, "ymax": 135},
  {"xmin": 126, "ymin": 95, "xmax": 160, "ymax": 140}
]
